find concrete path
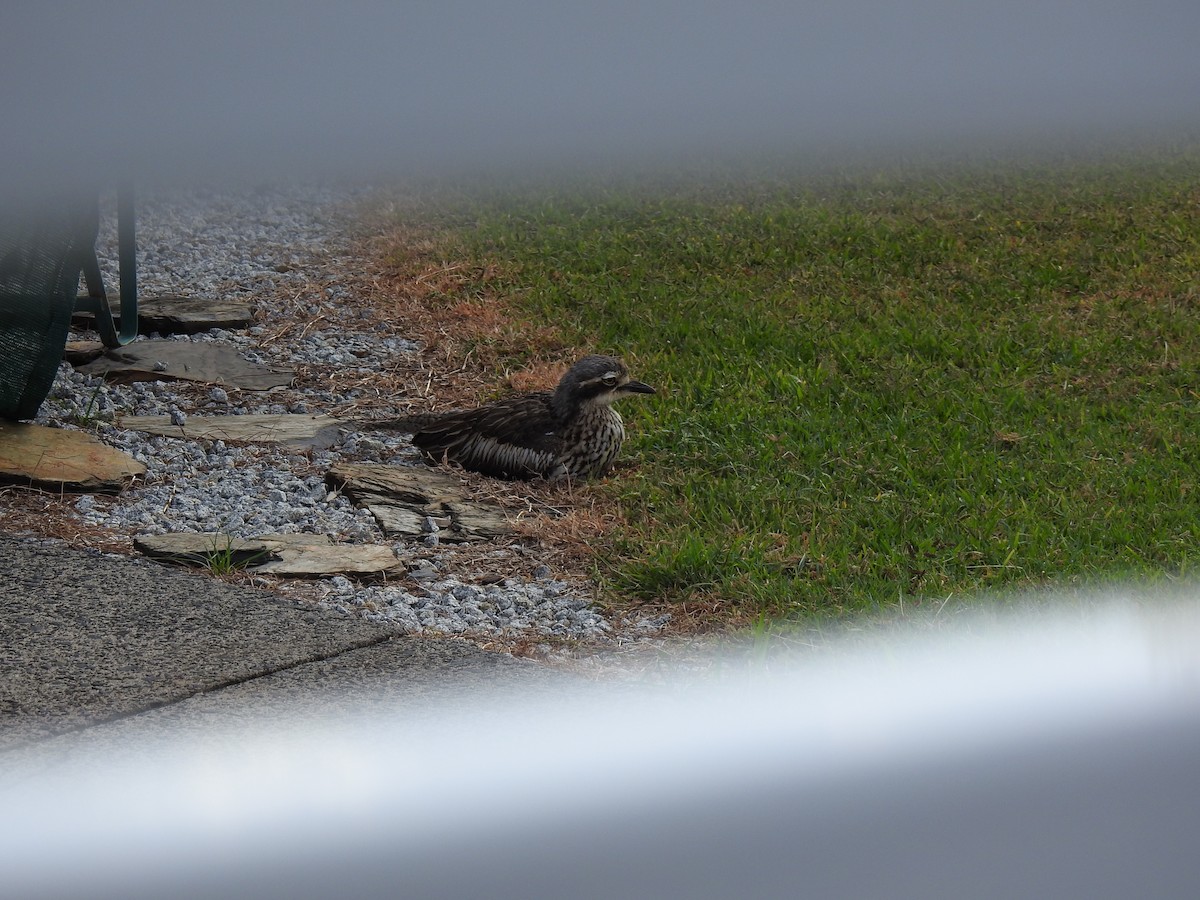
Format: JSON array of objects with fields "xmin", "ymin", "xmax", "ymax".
[{"xmin": 0, "ymin": 534, "xmax": 564, "ymax": 755}]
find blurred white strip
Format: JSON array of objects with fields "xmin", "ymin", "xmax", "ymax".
[{"xmin": 2, "ymin": 596, "xmax": 1198, "ymax": 898}]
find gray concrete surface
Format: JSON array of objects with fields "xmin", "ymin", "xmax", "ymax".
[{"xmin": 0, "ymin": 534, "xmax": 564, "ymax": 755}]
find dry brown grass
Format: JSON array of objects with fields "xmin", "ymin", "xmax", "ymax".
[
  {"xmin": 345, "ymin": 217, "xmax": 579, "ymax": 410},
  {"xmin": 0, "ymin": 486, "xmax": 132, "ymax": 554}
]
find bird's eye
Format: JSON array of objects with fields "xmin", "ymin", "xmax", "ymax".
[{"xmin": 602, "ymin": 374, "xmax": 619, "ymax": 386}]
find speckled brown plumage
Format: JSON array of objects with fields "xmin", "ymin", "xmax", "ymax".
[{"xmin": 374, "ymin": 355, "xmax": 655, "ymax": 480}]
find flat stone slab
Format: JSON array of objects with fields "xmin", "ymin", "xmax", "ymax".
[
  {"xmin": 327, "ymin": 463, "xmax": 513, "ymax": 542},
  {"xmin": 0, "ymin": 421, "xmax": 145, "ymax": 492},
  {"xmin": 118, "ymin": 413, "xmax": 344, "ymax": 448},
  {"xmin": 63, "ymin": 340, "xmax": 106, "ymax": 365},
  {"xmin": 134, "ymin": 532, "xmax": 406, "ymax": 579},
  {"xmin": 77, "ymin": 341, "xmax": 293, "ymax": 391},
  {"xmin": 73, "ymin": 295, "xmax": 255, "ymax": 336}
]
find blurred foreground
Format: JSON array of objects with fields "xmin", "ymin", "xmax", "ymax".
[{"xmin": 3, "ymin": 593, "xmax": 1198, "ymax": 899}]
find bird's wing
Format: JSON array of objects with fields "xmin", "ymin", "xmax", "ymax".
[{"xmin": 411, "ymin": 392, "xmax": 565, "ymax": 478}]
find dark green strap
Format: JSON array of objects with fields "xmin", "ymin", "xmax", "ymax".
[
  {"xmin": 114, "ymin": 182, "xmax": 138, "ymax": 345},
  {"xmin": 75, "ymin": 184, "xmax": 139, "ymax": 347}
]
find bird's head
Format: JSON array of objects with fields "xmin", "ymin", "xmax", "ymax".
[{"xmin": 554, "ymin": 355, "xmax": 656, "ymax": 412}]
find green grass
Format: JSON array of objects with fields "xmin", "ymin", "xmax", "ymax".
[
  {"xmin": 393, "ymin": 146, "xmax": 1200, "ymax": 619},
  {"xmin": 205, "ymin": 536, "xmax": 249, "ymax": 576}
]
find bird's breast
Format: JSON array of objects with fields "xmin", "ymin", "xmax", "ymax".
[{"xmin": 559, "ymin": 406, "xmax": 625, "ymax": 478}]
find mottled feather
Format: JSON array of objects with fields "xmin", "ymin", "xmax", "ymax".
[
  {"xmin": 400, "ymin": 391, "xmax": 563, "ymax": 479},
  {"xmin": 372, "ymin": 355, "xmax": 654, "ymax": 480}
]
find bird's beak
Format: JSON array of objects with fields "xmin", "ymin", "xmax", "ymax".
[{"xmin": 622, "ymin": 380, "xmax": 656, "ymax": 394}]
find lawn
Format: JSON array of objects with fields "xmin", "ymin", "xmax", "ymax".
[{"xmin": 384, "ymin": 145, "xmax": 1200, "ymax": 620}]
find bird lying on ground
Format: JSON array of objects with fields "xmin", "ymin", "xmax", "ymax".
[{"xmin": 370, "ymin": 355, "xmax": 655, "ymax": 480}]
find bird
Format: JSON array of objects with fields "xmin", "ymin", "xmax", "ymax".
[{"xmin": 372, "ymin": 355, "xmax": 655, "ymax": 480}]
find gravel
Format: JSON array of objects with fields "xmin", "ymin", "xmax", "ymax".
[{"xmin": 28, "ymin": 184, "xmax": 652, "ymax": 645}]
